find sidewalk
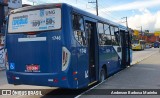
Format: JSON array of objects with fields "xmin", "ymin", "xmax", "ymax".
[
  {"xmin": 131, "ymin": 48, "xmax": 158, "ymax": 65},
  {"xmin": 79, "ymin": 49, "xmax": 160, "ymax": 98},
  {"xmin": 0, "ymin": 67, "xmax": 5, "ymax": 71},
  {"xmin": 0, "ymin": 46, "xmax": 5, "ymax": 71}
]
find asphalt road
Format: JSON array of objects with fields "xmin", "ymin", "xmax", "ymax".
[{"xmin": 0, "ymin": 48, "xmax": 159, "ymax": 98}]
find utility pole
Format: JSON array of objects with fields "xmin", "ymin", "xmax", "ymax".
[
  {"xmin": 96, "ymin": 0, "xmax": 98, "ymax": 16},
  {"xmin": 121, "ymin": 17, "xmax": 128, "ymax": 30},
  {"xmin": 88, "ymin": 0, "xmax": 98, "ymax": 16}
]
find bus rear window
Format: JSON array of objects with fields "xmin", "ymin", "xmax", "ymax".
[{"xmin": 8, "ymin": 8, "xmax": 61, "ymax": 33}]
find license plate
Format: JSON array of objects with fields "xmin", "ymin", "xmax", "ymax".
[{"xmin": 26, "ymin": 65, "xmax": 39, "ymax": 71}]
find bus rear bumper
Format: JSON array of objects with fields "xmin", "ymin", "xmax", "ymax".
[{"xmin": 6, "ymin": 71, "xmax": 76, "ymax": 89}]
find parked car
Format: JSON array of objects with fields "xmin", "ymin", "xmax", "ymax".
[{"xmin": 145, "ymin": 43, "xmax": 151, "ymax": 49}]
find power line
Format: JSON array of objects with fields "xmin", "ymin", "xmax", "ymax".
[
  {"xmin": 88, "ymin": 0, "xmax": 98, "ymax": 16},
  {"xmin": 87, "ymin": 0, "xmax": 121, "ymax": 21},
  {"xmin": 87, "ymin": 1, "xmax": 120, "ymax": 21},
  {"xmin": 98, "ymin": 3, "xmax": 121, "ymax": 19}
]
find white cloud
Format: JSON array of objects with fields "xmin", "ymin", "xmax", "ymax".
[
  {"xmin": 100, "ymin": 0, "xmax": 160, "ymax": 32},
  {"xmin": 128, "ymin": 9, "xmax": 160, "ymax": 32},
  {"xmin": 101, "ymin": 0, "xmax": 160, "ymax": 12},
  {"xmin": 155, "ymin": 12, "xmax": 160, "ymax": 30}
]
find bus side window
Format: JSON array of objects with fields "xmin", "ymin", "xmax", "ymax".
[
  {"xmin": 98, "ymin": 22, "xmax": 105, "ymax": 45},
  {"xmin": 73, "ymin": 14, "xmax": 86, "ymax": 46},
  {"xmin": 110, "ymin": 26, "xmax": 118, "ymax": 46},
  {"xmin": 104, "ymin": 24, "xmax": 112, "ymax": 45},
  {"xmin": 114, "ymin": 27, "xmax": 120, "ymax": 46}
]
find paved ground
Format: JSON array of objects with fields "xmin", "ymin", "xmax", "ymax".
[
  {"xmin": 79, "ymin": 48, "xmax": 160, "ymax": 98},
  {"xmin": 0, "ymin": 48, "xmax": 159, "ymax": 98},
  {"xmin": 0, "ymin": 70, "xmax": 7, "ymax": 86},
  {"xmin": 131, "ymin": 48, "xmax": 158, "ymax": 65}
]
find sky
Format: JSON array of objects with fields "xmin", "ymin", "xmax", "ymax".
[{"xmin": 22, "ymin": 0, "xmax": 160, "ymax": 33}]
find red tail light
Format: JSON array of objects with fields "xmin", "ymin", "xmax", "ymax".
[
  {"xmin": 55, "ymin": 4, "xmax": 61, "ymax": 7},
  {"xmin": 62, "ymin": 77, "xmax": 66, "ymax": 80},
  {"xmin": 53, "ymin": 78, "xmax": 58, "ymax": 83},
  {"xmin": 73, "ymin": 71, "xmax": 77, "ymax": 75},
  {"xmin": 27, "ymin": 32, "xmax": 36, "ymax": 35}
]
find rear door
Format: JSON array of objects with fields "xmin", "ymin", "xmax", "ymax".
[
  {"xmin": 110, "ymin": 26, "xmax": 121, "ymax": 71},
  {"xmin": 125, "ymin": 31, "xmax": 131, "ymax": 66},
  {"xmin": 85, "ymin": 20, "xmax": 98, "ymax": 83},
  {"xmin": 72, "ymin": 14, "xmax": 89, "ymax": 87},
  {"xmin": 120, "ymin": 30, "xmax": 131, "ymax": 68}
]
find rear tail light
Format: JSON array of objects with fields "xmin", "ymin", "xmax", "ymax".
[
  {"xmin": 55, "ymin": 4, "xmax": 61, "ymax": 7},
  {"xmin": 27, "ymin": 32, "xmax": 36, "ymax": 35},
  {"xmin": 62, "ymin": 77, "xmax": 67, "ymax": 80},
  {"xmin": 62, "ymin": 47, "xmax": 71, "ymax": 71},
  {"xmin": 73, "ymin": 71, "xmax": 77, "ymax": 75},
  {"xmin": 53, "ymin": 78, "xmax": 58, "ymax": 83}
]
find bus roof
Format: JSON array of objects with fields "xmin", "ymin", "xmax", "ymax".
[
  {"xmin": 10, "ymin": 3, "xmax": 63, "ymax": 14},
  {"xmin": 10, "ymin": 3, "xmax": 127, "ymax": 30}
]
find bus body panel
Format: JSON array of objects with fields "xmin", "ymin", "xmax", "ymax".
[
  {"xmin": 6, "ymin": 31, "xmax": 62, "ymax": 73},
  {"xmin": 99, "ymin": 46, "xmax": 121, "ymax": 76}
]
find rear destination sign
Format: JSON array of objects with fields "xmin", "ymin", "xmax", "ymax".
[{"xmin": 8, "ymin": 8, "xmax": 61, "ymax": 33}]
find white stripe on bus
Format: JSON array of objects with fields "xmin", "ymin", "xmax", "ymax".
[{"xmin": 18, "ymin": 37, "xmax": 46, "ymax": 42}]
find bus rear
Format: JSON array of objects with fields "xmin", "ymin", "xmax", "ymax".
[{"xmin": 6, "ymin": 4, "xmax": 75, "ymax": 88}]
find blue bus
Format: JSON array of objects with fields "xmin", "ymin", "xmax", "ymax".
[
  {"xmin": 154, "ymin": 41, "xmax": 159, "ymax": 48},
  {"xmin": 6, "ymin": 3, "xmax": 132, "ymax": 89}
]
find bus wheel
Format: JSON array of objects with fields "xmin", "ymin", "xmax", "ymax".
[{"xmin": 100, "ymin": 68, "xmax": 106, "ymax": 83}]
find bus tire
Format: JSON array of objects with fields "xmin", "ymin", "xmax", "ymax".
[{"xmin": 99, "ymin": 68, "xmax": 106, "ymax": 83}]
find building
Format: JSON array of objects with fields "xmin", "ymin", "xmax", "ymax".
[{"xmin": 0, "ymin": 0, "xmax": 22, "ymax": 70}]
